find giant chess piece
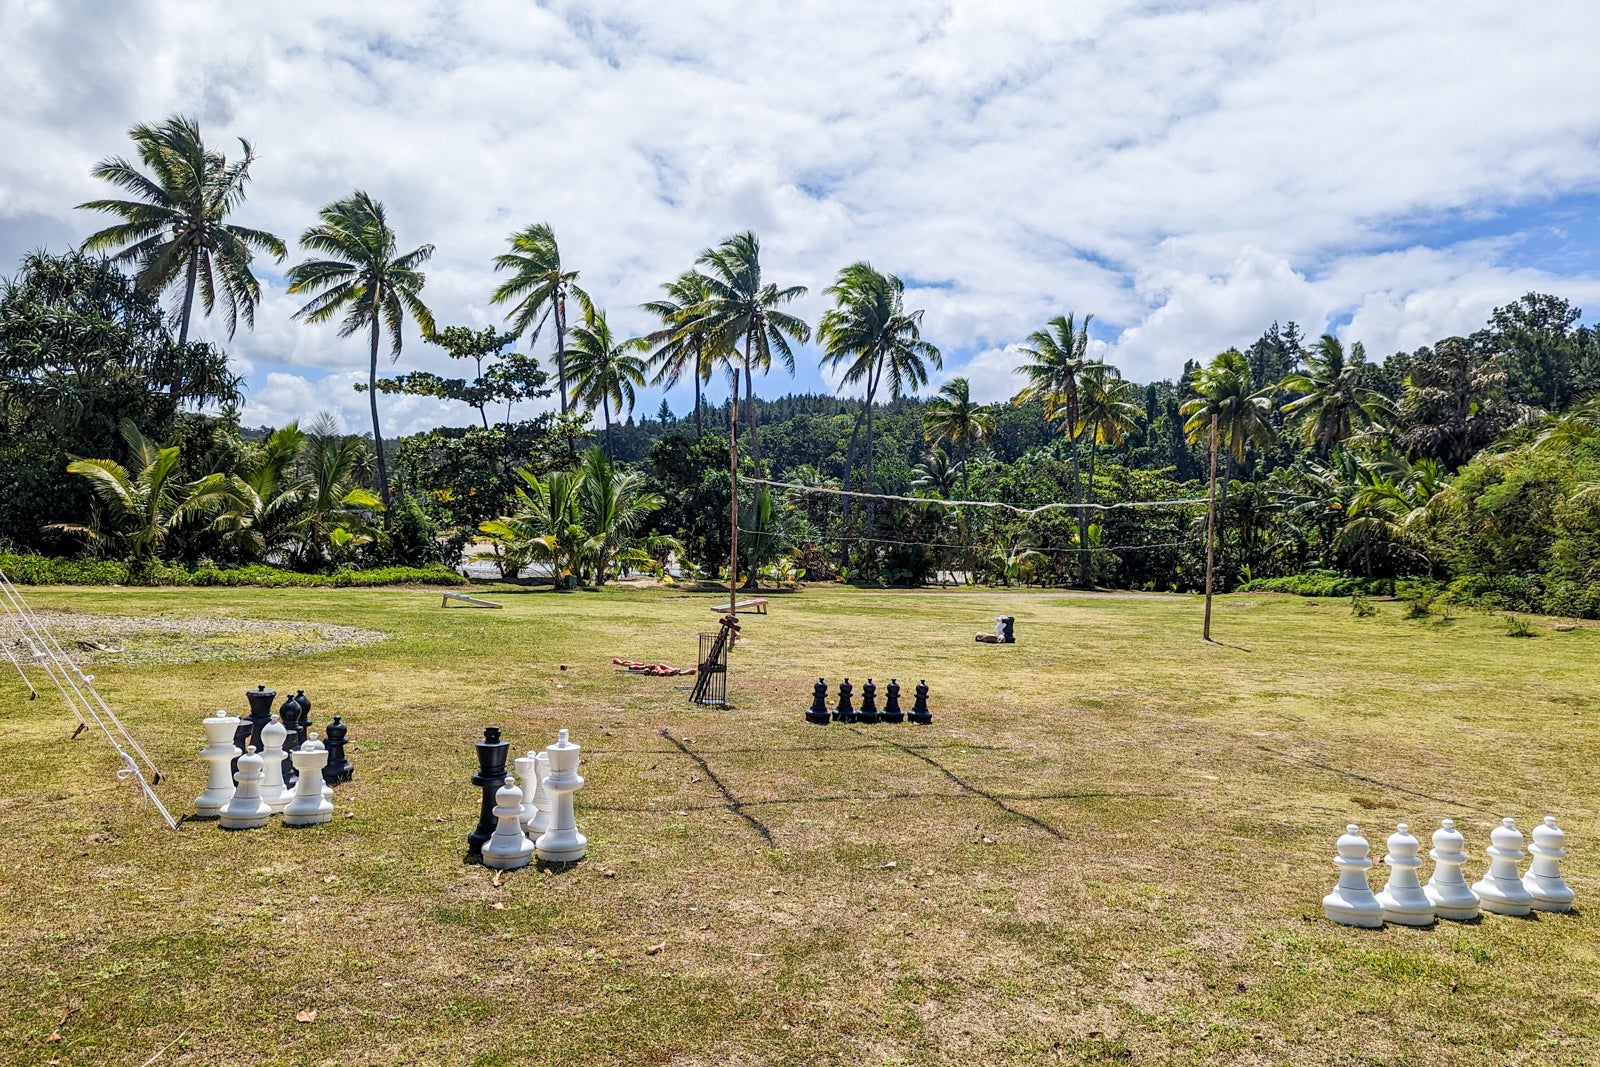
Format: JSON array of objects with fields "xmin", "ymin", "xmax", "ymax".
[
  {"xmin": 278, "ymin": 692, "xmax": 303, "ymax": 786},
  {"xmin": 1322, "ymin": 824, "xmax": 1384, "ymax": 928},
  {"xmin": 880, "ymin": 679, "xmax": 904, "ymax": 723},
  {"xmin": 232, "ymin": 684, "xmax": 276, "ymax": 774},
  {"xmin": 1423, "ymin": 818, "xmax": 1480, "ymax": 921},
  {"xmin": 806, "ymin": 678, "xmax": 831, "ymax": 725},
  {"xmin": 996, "ymin": 616, "xmax": 1015, "ymax": 644},
  {"xmin": 1472, "ymin": 817, "xmax": 1536, "ymax": 915},
  {"xmin": 530, "ymin": 751, "xmax": 553, "ymax": 835},
  {"xmin": 219, "ymin": 746, "xmax": 273, "ymax": 830},
  {"xmin": 858, "ymin": 679, "xmax": 879, "ymax": 724},
  {"xmin": 468, "ymin": 726, "xmax": 509, "ymax": 858},
  {"xmin": 483, "ymin": 775, "xmax": 535, "ymax": 870},
  {"xmin": 195, "ymin": 711, "xmax": 242, "ymax": 818},
  {"xmin": 909, "ymin": 680, "xmax": 933, "ymax": 725},
  {"xmin": 294, "ymin": 690, "xmax": 312, "ymax": 737},
  {"xmin": 1522, "ymin": 815, "xmax": 1575, "ymax": 912},
  {"xmin": 1375, "ymin": 823, "xmax": 1434, "ymax": 926},
  {"xmin": 283, "ymin": 734, "xmax": 334, "ymax": 827},
  {"xmin": 258, "ymin": 716, "xmax": 291, "ymax": 814},
  {"xmin": 514, "ymin": 750, "xmax": 540, "ymax": 833},
  {"xmin": 322, "ymin": 716, "xmax": 354, "ymax": 784},
  {"xmin": 835, "ymin": 678, "xmax": 854, "ymax": 723},
  {"xmin": 536, "ymin": 729, "xmax": 587, "ymax": 862}
]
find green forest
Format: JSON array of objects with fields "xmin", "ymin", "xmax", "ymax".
[{"xmin": 4, "ymin": 115, "xmax": 1599, "ymax": 615}]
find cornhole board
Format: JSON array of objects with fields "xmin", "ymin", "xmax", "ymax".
[
  {"xmin": 709, "ymin": 598, "xmax": 767, "ymax": 615},
  {"xmin": 441, "ymin": 591, "xmax": 503, "ymax": 609}
]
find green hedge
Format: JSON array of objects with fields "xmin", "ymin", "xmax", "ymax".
[
  {"xmin": 1240, "ymin": 569, "xmax": 1600, "ymax": 619},
  {"xmin": 0, "ymin": 554, "xmax": 468, "ymax": 589},
  {"xmin": 1237, "ymin": 570, "xmax": 1389, "ymax": 597}
]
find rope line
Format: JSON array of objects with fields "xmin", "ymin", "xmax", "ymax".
[
  {"xmin": 747, "ymin": 477, "xmax": 1208, "ymax": 515},
  {"xmin": 738, "ymin": 528, "xmax": 1200, "ymax": 556}
]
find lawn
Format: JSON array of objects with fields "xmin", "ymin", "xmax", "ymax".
[{"xmin": 1, "ymin": 584, "xmax": 1596, "ymax": 1066}]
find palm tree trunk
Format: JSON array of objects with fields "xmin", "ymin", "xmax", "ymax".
[
  {"xmin": 838, "ymin": 402, "xmax": 868, "ymax": 573},
  {"xmin": 172, "ymin": 252, "xmax": 200, "ymax": 397},
  {"xmin": 742, "ymin": 333, "xmax": 761, "ymax": 467},
  {"xmin": 555, "ymin": 290, "xmax": 569, "ymax": 417},
  {"xmin": 603, "ymin": 396, "xmax": 613, "ymax": 458},
  {"xmin": 693, "ymin": 339, "xmax": 704, "ymax": 438},
  {"xmin": 368, "ymin": 317, "xmax": 390, "ymax": 515},
  {"xmin": 1069, "ymin": 434, "xmax": 1087, "ymax": 587},
  {"xmin": 864, "ymin": 362, "xmax": 880, "ymax": 536}
]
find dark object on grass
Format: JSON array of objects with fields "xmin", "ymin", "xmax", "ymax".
[
  {"xmin": 881, "ymin": 679, "xmax": 904, "ymax": 723},
  {"xmin": 468, "ymin": 726, "xmax": 509, "ymax": 858},
  {"xmin": 691, "ymin": 615, "xmax": 737, "ymax": 706},
  {"xmin": 233, "ymin": 684, "xmax": 275, "ymax": 774},
  {"xmin": 997, "ymin": 616, "xmax": 1015, "ymax": 643},
  {"xmin": 278, "ymin": 692, "xmax": 305, "ymax": 785},
  {"xmin": 858, "ymin": 679, "xmax": 879, "ymax": 724},
  {"xmin": 806, "ymin": 678, "xmax": 831, "ymax": 724},
  {"xmin": 909, "ymin": 680, "xmax": 932, "ymax": 725},
  {"xmin": 835, "ymin": 678, "xmax": 854, "ymax": 722},
  {"xmin": 323, "ymin": 715, "xmax": 354, "ymax": 784}
]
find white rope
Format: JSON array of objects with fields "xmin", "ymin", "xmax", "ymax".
[
  {"xmin": 0, "ymin": 619, "xmax": 37, "ymax": 698},
  {"xmin": 745, "ymin": 478, "xmax": 1208, "ymax": 515},
  {"xmin": 0, "ymin": 568, "xmax": 177, "ymax": 830}
]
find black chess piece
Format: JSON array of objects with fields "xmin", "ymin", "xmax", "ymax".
[
  {"xmin": 233, "ymin": 684, "xmax": 275, "ymax": 774},
  {"xmin": 997, "ymin": 616, "xmax": 1016, "ymax": 644},
  {"xmin": 880, "ymin": 679, "xmax": 904, "ymax": 723},
  {"xmin": 806, "ymin": 678, "xmax": 831, "ymax": 725},
  {"xmin": 294, "ymin": 689, "xmax": 313, "ymax": 736},
  {"xmin": 858, "ymin": 679, "xmax": 879, "ymax": 724},
  {"xmin": 909, "ymin": 679, "xmax": 932, "ymax": 724},
  {"xmin": 278, "ymin": 693, "xmax": 304, "ymax": 785},
  {"xmin": 468, "ymin": 726, "xmax": 510, "ymax": 859},
  {"xmin": 834, "ymin": 678, "xmax": 854, "ymax": 722},
  {"xmin": 322, "ymin": 716, "xmax": 355, "ymax": 783}
]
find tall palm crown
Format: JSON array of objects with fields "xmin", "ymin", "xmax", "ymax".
[
  {"xmin": 78, "ymin": 114, "xmax": 286, "ymax": 353},
  {"xmin": 695, "ymin": 231, "xmax": 811, "ymax": 464},
  {"xmin": 1013, "ymin": 312, "xmax": 1095, "ymax": 585},
  {"xmin": 491, "ymin": 223, "xmax": 591, "ymax": 417},
  {"xmin": 643, "ymin": 269, "xmax": 725, "ymax": 438},
  {"xmin": 285, "ymin": 191, "xmax": 435, "ymax": 510},
  {"xmin": 1181, "ymin": 348, "xmax": 1276, "ymax": 464},
  {"xmin": 566, "ymin": 308, "xmax": 649, "ymax": 458},
  {"xmin": 1280, "ymin": 335, "xmax": 1390, "ymax": 456},
  {"xmin": 1077, "ymin": 362, "xmax": 1144, "ymax": 511},
  {"xmin": 922, "ymin": 376, "xmax": 994, "ymax": 498}
]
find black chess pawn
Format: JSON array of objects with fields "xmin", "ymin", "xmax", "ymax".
[
  {"xmin": 806, "ymin": 678, "xmax": 831, "ymax": 725},
  {"xmin": 294, "ymin": 689, "xmax": 313, "ymax": 737},
  {"xmin": 909, "ymin": 680, "xmax": 933, "ymax": 724},
  {"xmin": 880, "ymin": 679, "xmax": 904, "ymax": 723},
  {"xmin": 233, "ymin": 684, "xmax": 276, "ymax": 774},
  {"xmin": 322, "ymin": 716, "xmax": 355, "ymax": 783},
  {"xmin": 468, "ymin": 726, "xmax": 510, "ymax": 859},
  {"xmin": 834, "ymin": 678, "xmax": 854, "ymax": 723},
  {"xmin": 858, "ymin": 679, "xmax": 879, "ymax": 724},
  {"xmin": 278, "ymin": 693, "xmax": 304, "ymax": 786}
]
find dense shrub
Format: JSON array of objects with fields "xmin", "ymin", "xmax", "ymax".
[
  {"xmin": 1238, "ymin": 570, "xmax": 1387, "ymax": 597},
  {"xmin": 0, "ymin": 554, "xmax": 467, "ymax": 588}
]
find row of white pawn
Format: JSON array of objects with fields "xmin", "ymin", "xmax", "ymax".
[
  {"xmin": 196, "ymin": 712, "xmax": 332, "ymax": 828},
  {"xmin": 1325, "ymin": 816, "xmax": 1574, "ymax": 928},
  {"xmin": 484, "ymin": 730, "xmax": 587, "ymax": 870}
]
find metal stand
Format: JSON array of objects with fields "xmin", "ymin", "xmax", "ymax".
[{"xmin": 690, "ymin": 616, "xmax": 737, "ymax": 706}]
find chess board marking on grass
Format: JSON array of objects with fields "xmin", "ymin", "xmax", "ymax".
[
  {"xmin": 1258, "ymin": 745, "xmax": 1493, "ymax": 814},
  {"xmin": 658, "ymin": 728, "xmax": 775, "ymax": 845}
]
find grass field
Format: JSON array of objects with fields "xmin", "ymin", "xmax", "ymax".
[{"xmin": 1, "ymin": 583, "xmax": 1596, "ymax": 1066}]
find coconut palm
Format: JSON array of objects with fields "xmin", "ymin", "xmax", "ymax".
[
  {"xmin": 912, "ymin": 447, "xmax": 959, "ymax": 499},
  {"xmin": 1181, "ymin": 348, "xmax": 1277, "ymax": 468},
  {"xmin": 286, "ymin": 192, "xmax": 435, "ymax": 511},
  {"xmin": 576, "ymin": 447, "xmax": 672, "ymax": 584},
  {"xmin": 214, "ymin": 421, "xmax": 308, "ymax": 562},
  {"xmin": 294, "ymin": 413, "xmax": 381, "ymax": 567},
  {"xmin": 1014, "ymin": 313, "xmax": 1094, "ymax": 584},
  {"xmin": 479, "ymin": 467, "xmax": 586, "ymax": 583},
  {"xmin": 565, "ymin": 308, "xmax": 649, "ymax": 459},
  {"xmin": 922, "ymin": 377, "xmax": 994, "ymax": 498},
  {"xmin": 643, "ymin": 270, "xmax": 724, "ymax": 438},
  {"xmin": 78, "ymin": 114, "xmax": 285, "ymax": 377},
  {"xmin": 1078, "ymin": 362, "xmax": 1144, "ymax": 510},
  {"xmin": 491, "ymin": 223, "xmax": 591, "ymax": 416},
  {"xmin": 1280, "ymin": 335, "xmax": 1391, "ymax": 456},
  {"xmin": 695, "ymin": 231, "xmax": 811, "ymax": 464}
]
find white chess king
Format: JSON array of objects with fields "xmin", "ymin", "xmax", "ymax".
[
  {"xmin": 1323, "ymin": 824, "xmax": 1384, "ymax": 928},
  {"xmin": 1472, "ymin": 817, "xmax": 1535, "ymax": 916},
  {"xmin": 1375, "ymin": 823, "xmax": 1435, "ymax": 926},
  {"xmin": 1522, "ymin": 815, "xmax": 1575, "ymax": 912},
  {"xmin": 283, "ymin": 735, "xmax": 335, "ymax": 826},
  {"xmin": 482, "ymin": 775, "xmax": 535, "ymax": 870},
  {"xmin": 1423, "ymin": 818, "xmax": 1480, "ymax": 921},
  {"xmin": 195, "ymin": 712, "xmax": 241, "ymax": 817},
  {"xmin": 535, "ymin": 729, "xmax": 587, "ymax": 862}
]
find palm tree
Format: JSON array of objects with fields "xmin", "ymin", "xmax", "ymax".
[
  {"xmin": 295, "ymin": 413, "xmax": 381, "ymax": 567},
  {"xmin": 912, "ymin": 447, "xmax": 959, "ymax": 499},
  {"xmin": 1181, "ymin": 348, "xmax": 1277, "ymax": 470},
  {"xmin": 479, "ymin": 467, "xmax": 586, "ymax": 584},
  {"xmin": 51, "ymin": 418, "xmax": 231, "ymax": 560},
  {"xmin": 566, "ymin": 308, "xmax": 649, "ymax": 459},
  {"xmin": 643, "ymin": 270, "xmax": 724, "ymax": 438},
  {"xmin": 77, "ymin": 114, "xmax": 285, "ymax": 377},
  {"xmin": 215, "ymin": 421, "xmax": 308, "ymax": 562},
  {"xmin": 286, "ymin": 191, "xmax": 435, "ymax": 511},
  {"xmin": 491, "ymin": 223, "xmax": 591, "ymax": 416},
  {"xmin": 922, "ymin": 377, "xmax": 994, "ymax": 499},
  {"xmin": 1078, "ymin": 362, "xmax": 1144, "ymax": 511},
  {"xmin": 576, "ymin": 447, "xmax": 671, "ymax": 584},
  {"xmin": 696, "ymin": 231, "xmax": 811, "ymax": 464},
  {"xmin": 1014, "ymin": 313, "xmax": 1094, "ymax": 584},
  {"xmin": 819, "ymin": 262, "xmax": 940, "ymax": 546},
  {"xmin": 1280, "ymin": 335, "xmax": 1390, "ymax": 456}
]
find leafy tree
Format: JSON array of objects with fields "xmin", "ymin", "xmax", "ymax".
[
  {"xmin": 644, "ymin": 270, "xmax": 725, "ymax": 438},
  {"xmin": 1398, "ymin": 336, "xmax": 1522, "ymax": 468},
  {"xmin": 286, "ymin": 191, "xmax": 436, "ymax": 511},
  {"xmin": 565, "ymin": 308, "xmax": 648, "ymax": 458},
  {"xmin": 1280, "ymin": 335, "xmax": 1390, "ymax": 456},
  {"xmin": 77, "ymin": 114, "xmax": 285, "ymax": 362},
  {"xmin": 1488, "ymin": 292, "xmax": 1586, "ymax": 411},
  {"xmin": 214, "ymin": 421, "xmax": 308, "ymax": 562},
  {"xmin": 491, "ymin": 223, "xmax": 590, "ymax": 417},
  {"xmin": 294, "ymin": 414, "xmax": 382, "ymax": 567},
  {"xmin": 365, "ymin": 325, "xmax": 545, "ymax": 430}
]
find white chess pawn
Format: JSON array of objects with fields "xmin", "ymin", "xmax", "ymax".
[
  {"xmin": 530, "ymin": 750, "xmax": 552, "ymax": 834},
  {"xmin": 283, "ymin": 735, "xmax": 334, "ymax": 827},
  {"xmin": 219, "ymin": 746, "xmax": 272, "ymax": 830},
  {"xmin": 258, "ymin": 715, "xmax": 290, "ymax": 815},
  {"xmin": 1472, "ymin": 817, "xmax": 1535, "ymax": 915},
  {"xmin": 195, "ymin": 712, "xmax": 242, "ymax": 817},
  {"xmin": 1323, "ymin": 824, "xmax": 1384, "ymax": 928},
  {"xmin": 514, "ymin": 750, "xmax": 540, "ymax": 834},
  {"xmin": 1375, "ymin": 823, "xmax": 1434, "ymax": 926},
  {"xmin": 1522, "ymin": 815, "xmax": 1575, "ymax": 912},
  {"xmin": 482, "ymin": 775, "xmax": 535, "ymax": 870},
  {"xmin": 536, "ymin": 729, "xmax": 587, "ymax": 862},
  {"xmin": 1424, "ymin": 818, "xmax": 1480, "ymax": 921}
]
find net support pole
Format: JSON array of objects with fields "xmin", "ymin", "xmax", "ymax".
[
  {"xmin": 1203, "ymin": 413, "xmax": 1218, "ymax": 641},
  {"xmin": 729, "ymin": 368, "xmax": 740, "ymax": 617}
]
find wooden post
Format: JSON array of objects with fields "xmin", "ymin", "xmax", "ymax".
[
  {"xmin": 1203, "ymin": 413, "xmax": 1218, "ymax": 641},
  {"xmin": 729, "ymin": 369, "xmax": 740, "ymax": 619}
]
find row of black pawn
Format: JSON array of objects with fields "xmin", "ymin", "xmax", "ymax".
[
  {"xmin": 806, "ymin": 677, "xmax": 932, "ymax": 725},
  {"xmin": 232, "ymin": 684, "xmax": 354, "ymax": 786}
]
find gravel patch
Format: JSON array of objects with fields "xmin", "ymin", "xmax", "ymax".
[{"xmin": 8, "ymin": 610, "xmax": 388, "ymax": 666}]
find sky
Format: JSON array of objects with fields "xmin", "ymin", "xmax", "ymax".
[{"xmin": 4, "ymin": 0, "xmax": 1600, "ymax": 436}]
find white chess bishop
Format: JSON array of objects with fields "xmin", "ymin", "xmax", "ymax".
[
  {"xmin": 535, "ymin": 729, "xmax": 587, "ymax": 863},
  {"xmin": 1323, "ymin": 824, "xmax": 1384, "ymax": 928},
  {"xmin": 219, "ymin": 746, "xmax": 272, "ymax": 830},
  {"xmin": 1522, "ymin": 815, "xmax": 1574, "ymax": 913},
  {"xmin": 1423, "ymin": 818, "xmax": 1480, "ymax": 921},
  {"xmin": 1472, "ymin": 818, "xmax": 1536, "ymax": 916},
  {"xmin": 195, "ymin": 712, "xmax": 242, "ymax": 817},
  {"xmin": 482, "ymin": 775, "xmax": 535, "ymax": 870},
  {"xmin": 1375, "ymin": 823, "xmax": 1434, "ymax": 926},
  {"xmin": 283, "ymin": 735, "xmax": 335, "ymax": 826}
]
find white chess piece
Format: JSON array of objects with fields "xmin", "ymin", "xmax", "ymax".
[
  {"xmin": 1472, "ymin": 817, "xmax": 1535, "ymax": 915},
  {"xmin": 1375, "ymin": 823, "xmax": 1434, "ymax": 926},
  {"xmin": 530, "ymin": 750, "xmax": 552, "ymax": 834},
  {"xmin": 219, "ymin": 746, "xmax": 272, "ymax": 830},
  {"xmin": 258, "ymin": 715, "xmax": 290, "ymax": 814},
  {"xmin": 482, "ymin": 775, "xmax": 535, "ymax": 870},
  {"xmin": 1424, "ymin": 818, "xmax": 1479, "ymax": 921},
  {"xmin": 283, "ymin": 734, "xmax": 334, "ymax": 826},
  {"xmin": 514, "ymin": 750, "xmax": 540, "ymax": 834},
  {"xmin": 1522, "ymin": 815, "xmax": 1575, "ymax": 912},
  {"xmin": 536, "ymin": 729, "xmax": 587, "ymax": 862},
  {"xmin": 195, "ymin": 712, "xmax": 241, "ymax": 817},
  {"xmin": 1323, "ymin": 824, "xmax": 1384, "ymax": 928}
]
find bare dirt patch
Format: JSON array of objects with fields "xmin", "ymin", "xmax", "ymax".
[{"xmin": 11, "ymin": 609, "xmax": 386, "ymax": 666}]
